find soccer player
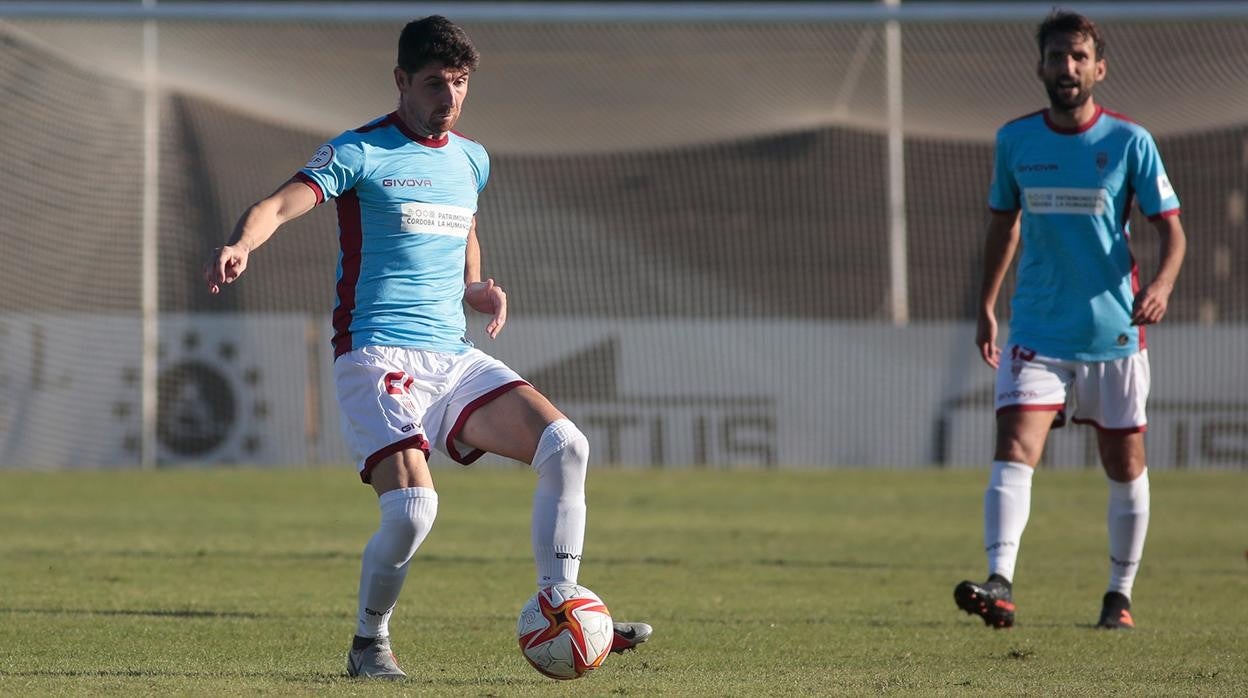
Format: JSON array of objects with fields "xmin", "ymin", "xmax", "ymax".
[
  {"xmin": 953, "ymin": 10, "xmax": 1186, "ymax": 630},
  {"xmin": 203, "ymin": 16, "xmax": 651, "ymax": 678}
]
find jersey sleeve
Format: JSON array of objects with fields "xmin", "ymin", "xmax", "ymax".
[
  {"xmin": 476, "ymin": 150, "xmax": 490, "ymax": 193},
  {"xmin": 1129, "ymin": 131, "xmax": 1180, "ymax": 220},
  {"xmin": 465, "ymin": 141, "xmax": 490, "ymax": 194},
  {"xmin": 294, "ymin": 133, "xmax": 366, "ymax": 204},
  {"xmin": 987, "ymin": 130, "xmax": 1020, "ymax": 212}
]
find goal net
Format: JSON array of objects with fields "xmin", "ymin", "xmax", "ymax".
[{"xmin": 1, "ymin": 5, "xmax": 1246, "ymax": 469}]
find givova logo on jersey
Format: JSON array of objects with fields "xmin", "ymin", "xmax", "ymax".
[{"xmin": 382, "ymin": 178, "xmax": 433, "ymax": 187}]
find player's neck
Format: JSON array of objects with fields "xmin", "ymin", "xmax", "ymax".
[
  {"xmin": 1046, "ymin": 100, "xmax": 1099, "ymax": 131},
  {"xmin": 396, "ymin": 106, "xmax": 448, "ymax": 141}
]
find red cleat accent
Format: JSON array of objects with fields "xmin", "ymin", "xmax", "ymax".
[{"xmin": 610, "ymin": 622, "xmax": 653, "ymax": 653}]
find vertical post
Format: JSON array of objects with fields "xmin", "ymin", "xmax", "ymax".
[
  {"xmin": 884, "ymin": 0, "xmax": 909, "ymax": 325},
  {"xmin": 140, "ymin": 0, "xmax": 160, "ymax": 468}
]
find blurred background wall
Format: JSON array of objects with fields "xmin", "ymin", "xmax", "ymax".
[{"xmin": 1, "ymin": 2, "xmax": 1245, "ymax": 469}]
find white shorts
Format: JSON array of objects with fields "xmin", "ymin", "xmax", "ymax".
[
  {"xmin": 994, "ymin": 344, "xmax": 1150, "ymax": 433},
  {"xmin": 334, "ymin": 345, "xmax": 528, "ymax": 482}
]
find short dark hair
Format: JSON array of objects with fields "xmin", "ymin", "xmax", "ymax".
[
  {"xmin": 397, "ymin": 15, "xmax": 480, "ymax": 74},
  {"xmin": 1036, "ymin": 9, "xmax": 1105, "ymax": 60}
]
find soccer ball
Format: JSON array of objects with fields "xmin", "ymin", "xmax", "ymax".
[{"xmin": 516, "ymin": 583, "xmax": 613, "ymax": 680}]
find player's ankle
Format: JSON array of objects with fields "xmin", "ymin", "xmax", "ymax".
[{"xmin": 352, "ymin": 635, "xmax": 383, "ymax": 651}]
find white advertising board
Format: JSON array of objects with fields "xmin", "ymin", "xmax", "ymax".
[
  {"xmin": 0, "ymin": 314, "xmax": 310, "ymax": 467},
  {"xmin": 2, "ymin": 315, "xmax": 1242, "ymax": 469},
  {"xmin": 337, "ymin": 320, "xmax": 1247, "ymax": 470}
]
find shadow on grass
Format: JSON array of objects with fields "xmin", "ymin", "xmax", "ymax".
[
  {"xmin": 8, "ymin": 548, "xmax": 531, "ymax": 564},
  {"xmin": 0, "ymin": 607, "xmax": 261, "ymax": 619},
  {"xmin": 7, "ymin": 548, "xmax": 363, "ymax": 561},
  {"xmin": 0, "ymin": 668, "xmax": 344, "ymax": 684},
  {"xmin": 753, "ymin": 558, "xmax": 894, "ymax": 570},
  {"xmin": 0, "ymin": 668, "xmax": 551, "ymax": 687},
  {"xmin": 7, "ymin": 548, "xmax": 897, "ymax": 570}
]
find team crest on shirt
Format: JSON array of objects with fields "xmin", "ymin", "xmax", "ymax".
[
  {"xmin": 1095, "ymin": 151, "xmax": 1108, "ymax": 170},
  {"xmin": 306, "ymin": 144, "xmax": 335, "ymax": 169}
]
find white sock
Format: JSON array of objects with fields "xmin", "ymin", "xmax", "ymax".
[
  {"xmin": 984, "ymin": 460, "xmax": 1034, "ymax": 582},
  {"xmin": 531, "ymin": 419, "xmax": 588, "ymax": 588},
  {"xmin": 356, "ymin": 487, "xmax": 438, "ymax": 639},
  {"xmin": 1107, "ymin": 469, "xmax": 1150, "ymax": 599}
]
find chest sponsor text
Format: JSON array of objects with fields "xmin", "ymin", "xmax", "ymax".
[
  {"xmin": 399, "ymin": 202, "xmax": 474, "ymax": 238},
  {"xmin": 1023, "ymin": 187, "xmax": 1109, "ymax": 216}
]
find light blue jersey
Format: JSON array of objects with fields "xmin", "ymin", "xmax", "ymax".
[
  {"xmin": 295, "ymin": 113, "xmax": 489, "ymax": 358},
  {"xmin": 988, "ymin": 106, "xmax": 1180, "ymax": 361}
]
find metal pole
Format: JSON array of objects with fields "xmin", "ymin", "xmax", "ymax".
[
  {"xmin": 140, "ymin": 0, "xmax": 160, "ymax": 468},
  {"xmin": 885, "ymin": 0, "xmax": 908, "ymax": 325}
]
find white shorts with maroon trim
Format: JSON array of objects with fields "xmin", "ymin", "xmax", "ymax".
[
  {"xmin": 994, "ymin": 344, "xmax": 1150, "ymax": 433},
  {"xmin": 333, "ymin": 345, "xmax": 527, "ymax": 482}
]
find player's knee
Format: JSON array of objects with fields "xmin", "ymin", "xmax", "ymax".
[
  {"xmin": 560, "ymin": 425, "xmax": 590, "ymax": 473},
  {"xmin": 391, "ymin": 512, "xmax": 436, "ymax": 565},
  {"xmin": 533, "ymin": 419, "xmax": 589, "ymax": 490},
  {"xmin": 376, "ymin": 489, "xmax": 438, "ymax": 563},
  {"xmin": 994, "ymin": 435, "xmax": 1043, "ymax": 466},
  {"xmin": 390, "ymin": 510, "xmax": 431, "ymax": 543},
  {"xmin": 1104, "ymin": 459, "xmax": 1146, "ymax": 483}
]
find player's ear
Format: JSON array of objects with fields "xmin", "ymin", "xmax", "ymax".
[
  {"xmin": 1095, "ymin": 57, "xmax": 1107, "ymax": 83},
  {"xmin": 393, "ymin": 66, "xmax": 408, "ymax": 92}
]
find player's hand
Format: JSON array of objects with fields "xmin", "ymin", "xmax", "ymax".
[
  {"xmin": 1131, "ymin": 281, "xmax": 1172, "ymax": 326},
  {"xmin": 976, "ymin": 310, "xmax": 1001, "ymax": 369},
  {"xmin": 465, "ymin": 278, "xmax": 507, "ymax": 339},
  {"xmin": 203, "ymin": 243, "xmax": 250, "ymax": 295}
]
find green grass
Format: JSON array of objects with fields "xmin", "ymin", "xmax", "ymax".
[{"xmin": 0, "ymin": 467, "xmax": 1244, "ymax": 696}]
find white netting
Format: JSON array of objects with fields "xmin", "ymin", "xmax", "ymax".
[{"xmin": 1, "ymin": 8, "xmax": 1245, "ymax": 469}]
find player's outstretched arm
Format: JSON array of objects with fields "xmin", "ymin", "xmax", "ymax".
[
  {"xmin": 976, "ymin": 210, "xmax": 1021, "ymax": 368},
  {"xmin": 203, "ymin": 178, "xmax": 318, "ymax": 294},
  {"xmin": 1132, "ymin": 214, "xmax": 1187, "ymax": 326},
  {"xmin": 463, "ymin": 217, "xmax": 508, "ymax": 338}
]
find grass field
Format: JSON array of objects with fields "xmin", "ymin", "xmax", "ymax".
[{"xmin": 0, "ymin": 467, "xmax": 1244, "ymax": 696}]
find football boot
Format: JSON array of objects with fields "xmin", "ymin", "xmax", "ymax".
[{"xmin": 954, "ymin": 575, "xmax": 1016, "ymax": 628}]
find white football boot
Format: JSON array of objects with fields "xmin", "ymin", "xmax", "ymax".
[
  {"xmin": 610, "ymin": 622, "xmax": 653, "ymax": 653},
  {"xmin": 346, "ymin": 636, "xmax": 406, "ymax": 679}
]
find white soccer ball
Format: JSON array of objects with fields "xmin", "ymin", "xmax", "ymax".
[{"xmin": 516, "ymin": 583, "xmax": 613, "ymax": 680}]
